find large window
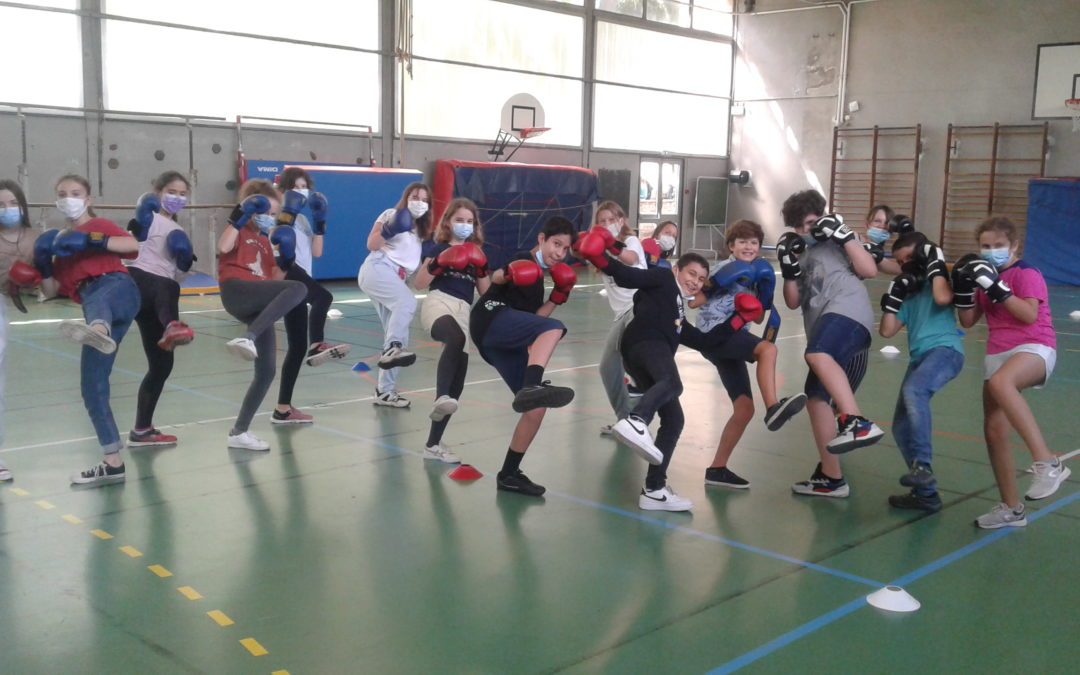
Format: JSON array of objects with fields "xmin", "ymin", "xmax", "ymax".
[
  {"xmin": 1, "ymin": 4, "xmax": 82, "ymax": 108},
  {"xmin": 102, "ymin": 21, "xmax": 379, "ymax": 127},
  {"xmin": 599, "ymin": 0, "xmax": 732, "ymax": 35},
  {"xmin": 593, "ymin": 21, "xmax": 731, "ymax": 154}
]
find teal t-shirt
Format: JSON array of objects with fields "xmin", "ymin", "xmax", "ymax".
[{"xmin": 896, "ymin": 285, "xmax": 963, "ymax": 360}]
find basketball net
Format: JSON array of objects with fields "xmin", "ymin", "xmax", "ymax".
[{"xmin": 1067, "ymin": 99, "xmax": 1080, "ymax": 133}]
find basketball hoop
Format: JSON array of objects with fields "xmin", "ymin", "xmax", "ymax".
[
  {"xmin": 487, "ymin": 127, "xmax": 552, "ymax": 162},
  {"xmin": 1067, "ymin": 99, "xmax": 1080, "ymax": 132},
  {"xmin": 518, "ymin": 127, "xmax": 550, "ymax": 140}
]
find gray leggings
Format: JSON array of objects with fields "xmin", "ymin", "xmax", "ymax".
[{"xmin": 220, "ymin": 278, "xmax": 307, "ymax": 434}]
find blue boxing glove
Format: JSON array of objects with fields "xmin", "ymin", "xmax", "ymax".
[
  {"xmin": 749, "ymin": 258, "xmax": 775, "ymax": 309},
  {"xmin": 276, "ymin": 189, "xmax": 307, "ymax": 227},
  {"xmin": 705, "ymin": 259, "xmax": 754, "ymax": 296},
  {"xmin": 53, "ymin": 229, "xmax": 109, "ymax": 256},
  {"xmin": 228, "ymin": 194, "xmax": 271, "ymax": 230},
  {"xmin": 33, "ymin": 229, "xmax": 60, "ymax": 278},
  {"xmin": 380, "ymin": 208, "xmax": 414, "ymax": 240},
  {"xmin": 271, "ymin": 225, "xmax": 297, "ymax": 271},
  {"xmin": 308, "ymin": 191, "xmax": 328, "ymax": 235},
  {"xmin": 128, "ymin": 192, "xmax": 161, "ymax": 242},
  {"xmin": 166, "ymin": 229, "xmax": 194, "ymax": 272}
]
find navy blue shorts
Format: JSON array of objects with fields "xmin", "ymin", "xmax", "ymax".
[
  {"xmin": 701, "ymin": 328, "xmax": 761, "ymax": 400},
  {"xmin": 479, "ymin": 309, "xmax": 565, "ymax": 393},
  {"xmin": 804, "ymin": 313, "xmax": 871, "ymax": 403}
]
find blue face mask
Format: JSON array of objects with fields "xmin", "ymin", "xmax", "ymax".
[
  {"xmin": 254, "ymin": 213, "xmax": 275, "ymax": 233},
  {"xmin": 980, "ymin": 247, "xmax": 1011, "ymax": 268},
  {"xmin": 452, "ymin": 222, "xmax": 474, "ymax": 241},
  {"xmin": 866, "ymin": 227, "xmax": 889, "ymax": 245},
  {"xmin": 801, "ymin": 233, "xmax": 818, "ymax": 247},
  {"xmin": 534, "ymin": 249, "xmax": 548, "ymax": 269},
  {"xmin": 0, "ymin": 207, "xmax": 22, "ymax": 228}
]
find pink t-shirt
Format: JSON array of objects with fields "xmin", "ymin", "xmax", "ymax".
[
  {"xmin": 129, "ymin": 212, "xmax": 182, "ymax": 280},
  {"xmin": 976, "ymin": 260, "xmax": 1055, "ymax": 354}
]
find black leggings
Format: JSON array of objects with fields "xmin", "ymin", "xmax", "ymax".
[
  {"xmin": 130, "ymin": 267, "xmax": 181, "ymax": 430},
  {"xmin": 277, "ymin": 265, "xmax": 335, "ymax": 406},
  {"xmin": 426, "ymin": 315, "xmax": 469, "ymax": 446},
  {"xmin": 622, "ymin": 339, "xmax": 685, "ymax": 491}
]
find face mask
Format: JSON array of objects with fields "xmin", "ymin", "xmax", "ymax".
[
  {"xmin": 0, "ymin": 207, "xmax": 21, "ymax": 228},
  {"xmin": 605, "ymin": 223, "xmax": 620, "ymax": 237},
  {"xmin": 254, "ymin": 213, "xmax": 275, "ymax": 233},
  {"xmin": 161, "ymin": 194, "xmax": 187, "ymax": 214},
  {"xmin": 801, "ymin": 233, "xmax": 818, "ymax": 247},
  {"xmin": 293, "ymin": 188, "xmax": 310, "ymax": 199},
  {"xmin": 981, "ymin": 247, "xmax": 1011, "ymax": 268},
  {"xmin": 534, "ymin": 249, "xmax": 548, "ymax": 269},
  {"xmin": 56, "ymin": 197, "xmax": 87, "ymax": 220},
  {"xmin": 408, "ymin": 200, "xmax": 429, "ymax": 218},
  {"xmin": 451, "ymin": 222, "xmax": 474, "ymax": 241},
  {"xmin": 658, "ymin": 234, "xmax": 676, "ymax": 252},
  {"xmin": 866, "ymin": 227, "xmax": 889, "ymax": 245}
]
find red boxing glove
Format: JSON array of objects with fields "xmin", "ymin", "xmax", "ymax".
[
  {"xmin": 505, "ymin": 259, "xmax": 543, "ymax": 286},
  {"xmin": 641, "ymin": 237, "xmax": 661, "ymax": 264},
  {"xmin": 590, "ymin": 225, "xmax": 624, "ymax": 255},
  {"xmin": 8, "ymin": 260, "xmax": 42, "ymax": 288},
  {"xmin": 548, "ymin": 262, "xmax": 577, "ymax": 305},
  {"xmin": 462, "ymin": 242, "xmax": 488, "ymax": 278},
  {"xmin": 575, "ymin": 232, "xmax": 610, "ymax": 269},
  {"xmin": 729, "ymin": 293, "xmax": 764, "ymax": 331},
  {"xmin": 428, "ymin": 244, "xmax": 470, "ymax": 276}
]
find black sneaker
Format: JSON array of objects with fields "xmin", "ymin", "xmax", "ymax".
[
  {"xmin": 70, "ymin": 460, "xmax": 126, "ymax": 486},
  {"xmin": 899, "ymin": 461, "xmax": 936, "ymax": 489},
  {"xmin": 496, "ymin": 470, "xmax": 546, "ymax": 497},
  {"xmin": 764, "ymin": 394, "xmax": 807, "ymax": 431},
  {"xmin": 378, "ymin": 342, "xmax": 416, "ymax": 369},
  {"xmin": 888, "ymin": 491, "xmax": 942, "ymax": 513},
  {"xmin": 704, "ymin": 466, "xmax": 750, "ymax": 489},
  {"xmin": 511, "ymin": 381, "xmax": 575, "ymax": 413},
  {"xmin": 791, "ymin": 462, "xmax": 850, "ymax": 498}
]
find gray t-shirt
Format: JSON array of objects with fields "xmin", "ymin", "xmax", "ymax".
[{"xmin": 796, "ymin": 241, "xmax": 874, "ymax": 336}]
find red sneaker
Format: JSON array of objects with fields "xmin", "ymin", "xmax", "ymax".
[
  {"xmin": 271, "ymin": 407, "xmax": 314, "ymax": 425},
  {"xmin": 157, "ymin": 321, "xmax": 194, "ymax": 351},
  {"xmin": 128, "ymin": 428, "xmax": 178, "ymax": 447}
]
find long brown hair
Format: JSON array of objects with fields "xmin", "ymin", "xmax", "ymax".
[
  {"xmin": 394, "ymin": 181, "xmax": 433, "ymax": 239},
  {"xmin": 54, "ymin": 173, "xmax": 97, "ymax": 218},
  {"xmin": 0, "ymin": 179, "xmax": 31, "ymax": 228},
  {"xmin": 433, "ymin": 197, "xmax": 484, "ymax": 245}
]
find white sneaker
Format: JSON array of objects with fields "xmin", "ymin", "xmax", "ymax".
[
  {"xmin": 639, "ymin": 484, "xmax": 693, "ymax": 512},
  {"xmin": 226, "ymin": 337, "xmax": 258, "ymax": 361},
  {"xmin": 378, "ymin": 342, "xmax": 416, "ymax": 369},
  {"xmin": 1026, "ymin": 460, "xmax": 1071, "ymax": 500},
  {"xmin": 429, "ymin": 395, "xmax": 459, "ymax": 421},
  {"xmin": 59, "ymin": 320, "xmax": 116, "ymax": 354},
  {"xmin": 975, "ymin": 502, "xmax": 1027, "ymax": 529},
  {"xmin": 423, "ymin": 443, "xmax": 461, "ymax": 464},
  {"xmin": 374, "ymin": 389, "xmax": 410, "ymax": 408},
  {"xmin": 0, "ymin": 458, "xmax": 12, "ymax": 482},
  {"xmin": 612, "ymin": 416, "xmax": 663, "ymax": 465},
  {"xmin": 228, "ymin": 431, "xmax": 270, "ymax": 451}
]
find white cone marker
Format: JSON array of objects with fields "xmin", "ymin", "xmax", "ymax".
[{"xmin": 867, "ymin": 585, "xmax": 920, "ymax": 612}]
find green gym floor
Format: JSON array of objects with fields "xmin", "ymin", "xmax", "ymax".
[{"xmin": 1, "ymin": 270, "xmax": 1078, "ymax": 674}]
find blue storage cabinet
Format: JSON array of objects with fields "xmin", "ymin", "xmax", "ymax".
[{"xmin": 1025, "ymin": 178, "xmax": 1080, "ymax": 286}]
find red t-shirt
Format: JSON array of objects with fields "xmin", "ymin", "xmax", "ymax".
[
  {"xmin": 218, "ymin": 225, "xmax": 274, "ymax": 282},
  {"xmin": 52, "ymin": 218, "xmax": 135, "ymax": 303}
]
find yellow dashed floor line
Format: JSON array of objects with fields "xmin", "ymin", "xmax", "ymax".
[
  {"xmin": 207, "ymin": 610, "xmax": 235, "ymax": 627},
  {"xmin": 239, "ymin": 637, "xmax": 268, "ymax": 657}
]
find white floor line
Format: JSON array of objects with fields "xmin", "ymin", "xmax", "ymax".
[
  {"xmin": 1060, "ymin": 447, "xmax": 1080, "ymax": 462},
  {"xmin": 0, "ymin": 361, "xmax": 601, "ymax": 455}
]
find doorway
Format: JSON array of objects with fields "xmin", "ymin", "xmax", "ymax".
[{"xmin": 638, "ymin": 157, "xmax": 682, "ymax": 241}]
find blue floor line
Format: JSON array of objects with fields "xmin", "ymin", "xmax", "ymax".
[{"xmin": 706, "ymin": 488, "xmax": 1080, "ymax": 674}]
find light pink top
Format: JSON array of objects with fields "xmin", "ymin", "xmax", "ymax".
[
  {"xmin": 129, "ymin": 212, "xmax": 183, "ymax": 280},
  {"xmin": 977, "ymin": 260, "xmax": 1056, "ymax": 353}
]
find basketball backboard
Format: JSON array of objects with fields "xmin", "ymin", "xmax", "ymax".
[
  {"xmin": 501, "ymin": 93, "xmax": 546, "ymax": 140},
  {"xmin": 1032, "ymin": 42, "xmax": 1080, "ymax": 119}
]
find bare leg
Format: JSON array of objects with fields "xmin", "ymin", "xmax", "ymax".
[
  {"xmin": 983, "ymin": 383, "xmax": 1020, "ymax": 507},
  {"xmin": 510, "ymin": 408, "xmax": 547, "ymax": 454},
  {"xmin": 710, "ymin": 395, "xmax": 754, "ymax": 468},
  {"xmin": 754, "ymin": 341, "xmax": 778, "ymax": 407},
  {"xmin": 526, "ymin": 329, "xmax": 564, "ymax": 368},
  {"xmin": 805, "ymin": 352, "xmax": 860, "ymax": 416},
  {"xmin": 807, "ymin": 397, "xmax": 841, "ymax": 478},
  {"xmin": 986, "ymin": 353, "xmax": 1054, "ymax": 463}
]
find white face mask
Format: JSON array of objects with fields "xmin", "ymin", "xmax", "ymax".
[
  {"xmin": 451, "ymin": 222, "xmax": 474, "ymax": 241},
  {"xmin": 56, "ymin": 196, "xmax": 88, "ymax": 220},
  {"xmin": 408, "ymin": 200, "xmax": 429, "ymax": 218},
  {"xmin": 658, "ymin": 234, "xmax": 676, "ymax": 252},
  {"xmin": 294, "ymin": 188, "xmax": 310, "ymax": 199},
  {"xmin": 605, "ymin": 223, "xmax": 621, "ymax": 237}
]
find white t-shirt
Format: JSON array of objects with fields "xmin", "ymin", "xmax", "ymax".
[
  {"xmin": 293, "ymin": 213, "xmax": 314, "ymax": 276},
  {"xmin": 129, "ymin": 212, "xmax": 183, "ymax": 280},
  {"xmin": 601, "ymin": 235, "xmax": 647, "ymax": 317},
  {"xmin": 375, "ymin": 207, "xmax": 422, "ymax": 273}
]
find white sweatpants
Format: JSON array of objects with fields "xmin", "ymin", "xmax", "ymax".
[{"xmin": 358, "ymin": 253, "xmax": 417, "ymax": 393}]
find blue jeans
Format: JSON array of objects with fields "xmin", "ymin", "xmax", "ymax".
[
  {"xmin": 892, "ymin": 346, "xmax": 964, "ymax": 494},
  {"xmin": 80, "ymin": 272, "xmax": 140, "ymax": 454}
]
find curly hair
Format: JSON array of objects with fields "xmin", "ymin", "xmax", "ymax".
[{"xmin": 781, "ymin": 189, "xmax": 826, "ymax": 228}]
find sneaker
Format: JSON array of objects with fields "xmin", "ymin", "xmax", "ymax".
[
  {"xmin": 888, "ymin": 491, "xmax": 943, "ymax": 513},
  {"xmin": 227, "ymin": 431, "xmax": 270, "ymax": 451},
  {"xmin": 429, "ymin": 395, "xmax": 459, "ymax": 421},
  {"xmin": 791, "ymin": 463, "xmax": 850, "ymax": 498},
  {"xmin": 704, "ymin": 466, "xmax": 750, "ymax": 489},
  {"xmin": 0, "ymin": 459, "xmax": 12, "ymax": 482},
  {"xmin": 639, "ymin": 484, "xmax": 693, "ymax": 512},
  {"xmin": 975, "ymin": 502, "xmax": 1027, "ymax": 529},
  {"xmin": 899, "ymin": 461, "xmax": 936, "ymax": 489},
  {"xmin": 374, "ymin": 389, "xmax": 410, "ymax": 408},
  {"xmin": 496, "ymin": 469, "xmax": 546, "ymax": 497},
  {"xmin": 511, "ymin": 381, "xmax": 575, "ymax": 413},
  {"xmin": 1026, "ymin": 459, "xmax": 1071, "ymax": 500},
  {"xmin": 70, "ymin": 460, "xmax": 125, "ymax": 485},
  {"xmin": 599, "ymin": 423, "xmax": 615, "ymax": 436},
  {"xmin": 612, "ymin": 415, "xmax": 663, "ymax": 465},
  {"xmin": 306, "ymin": 342, "xmax": 351, "ymax": 367},
  {"xmin": 271, "ymin": 407, "xmax": 314, "ymax": 425},
  {"xmin": 226, "ymin": 337, "xmax": 258, "ymax": 361},
  {"xmin": 423, "ymin": 443, "xmax": 461, "ymax": 464},
  {"xmin": 157, "ymin": 320, "xmax": 194, "ymax": 351},
  {"xmin": 764, "ymin": 394, "xmax": 807, "ymax": 431},
  {"xmin": 59, "ymin": 320, "xmax": 116, "ymax": 354},
  {"xmin": 128, "ymin": 428, "xmax": 178, "ymax": 447},
  {"xmin": 378, "ymin": 342, "xmax": 416, "ymax": 369},
  {"xmin": 826, "ymin": 414, "xmax": 884, "ymax": 454}
]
